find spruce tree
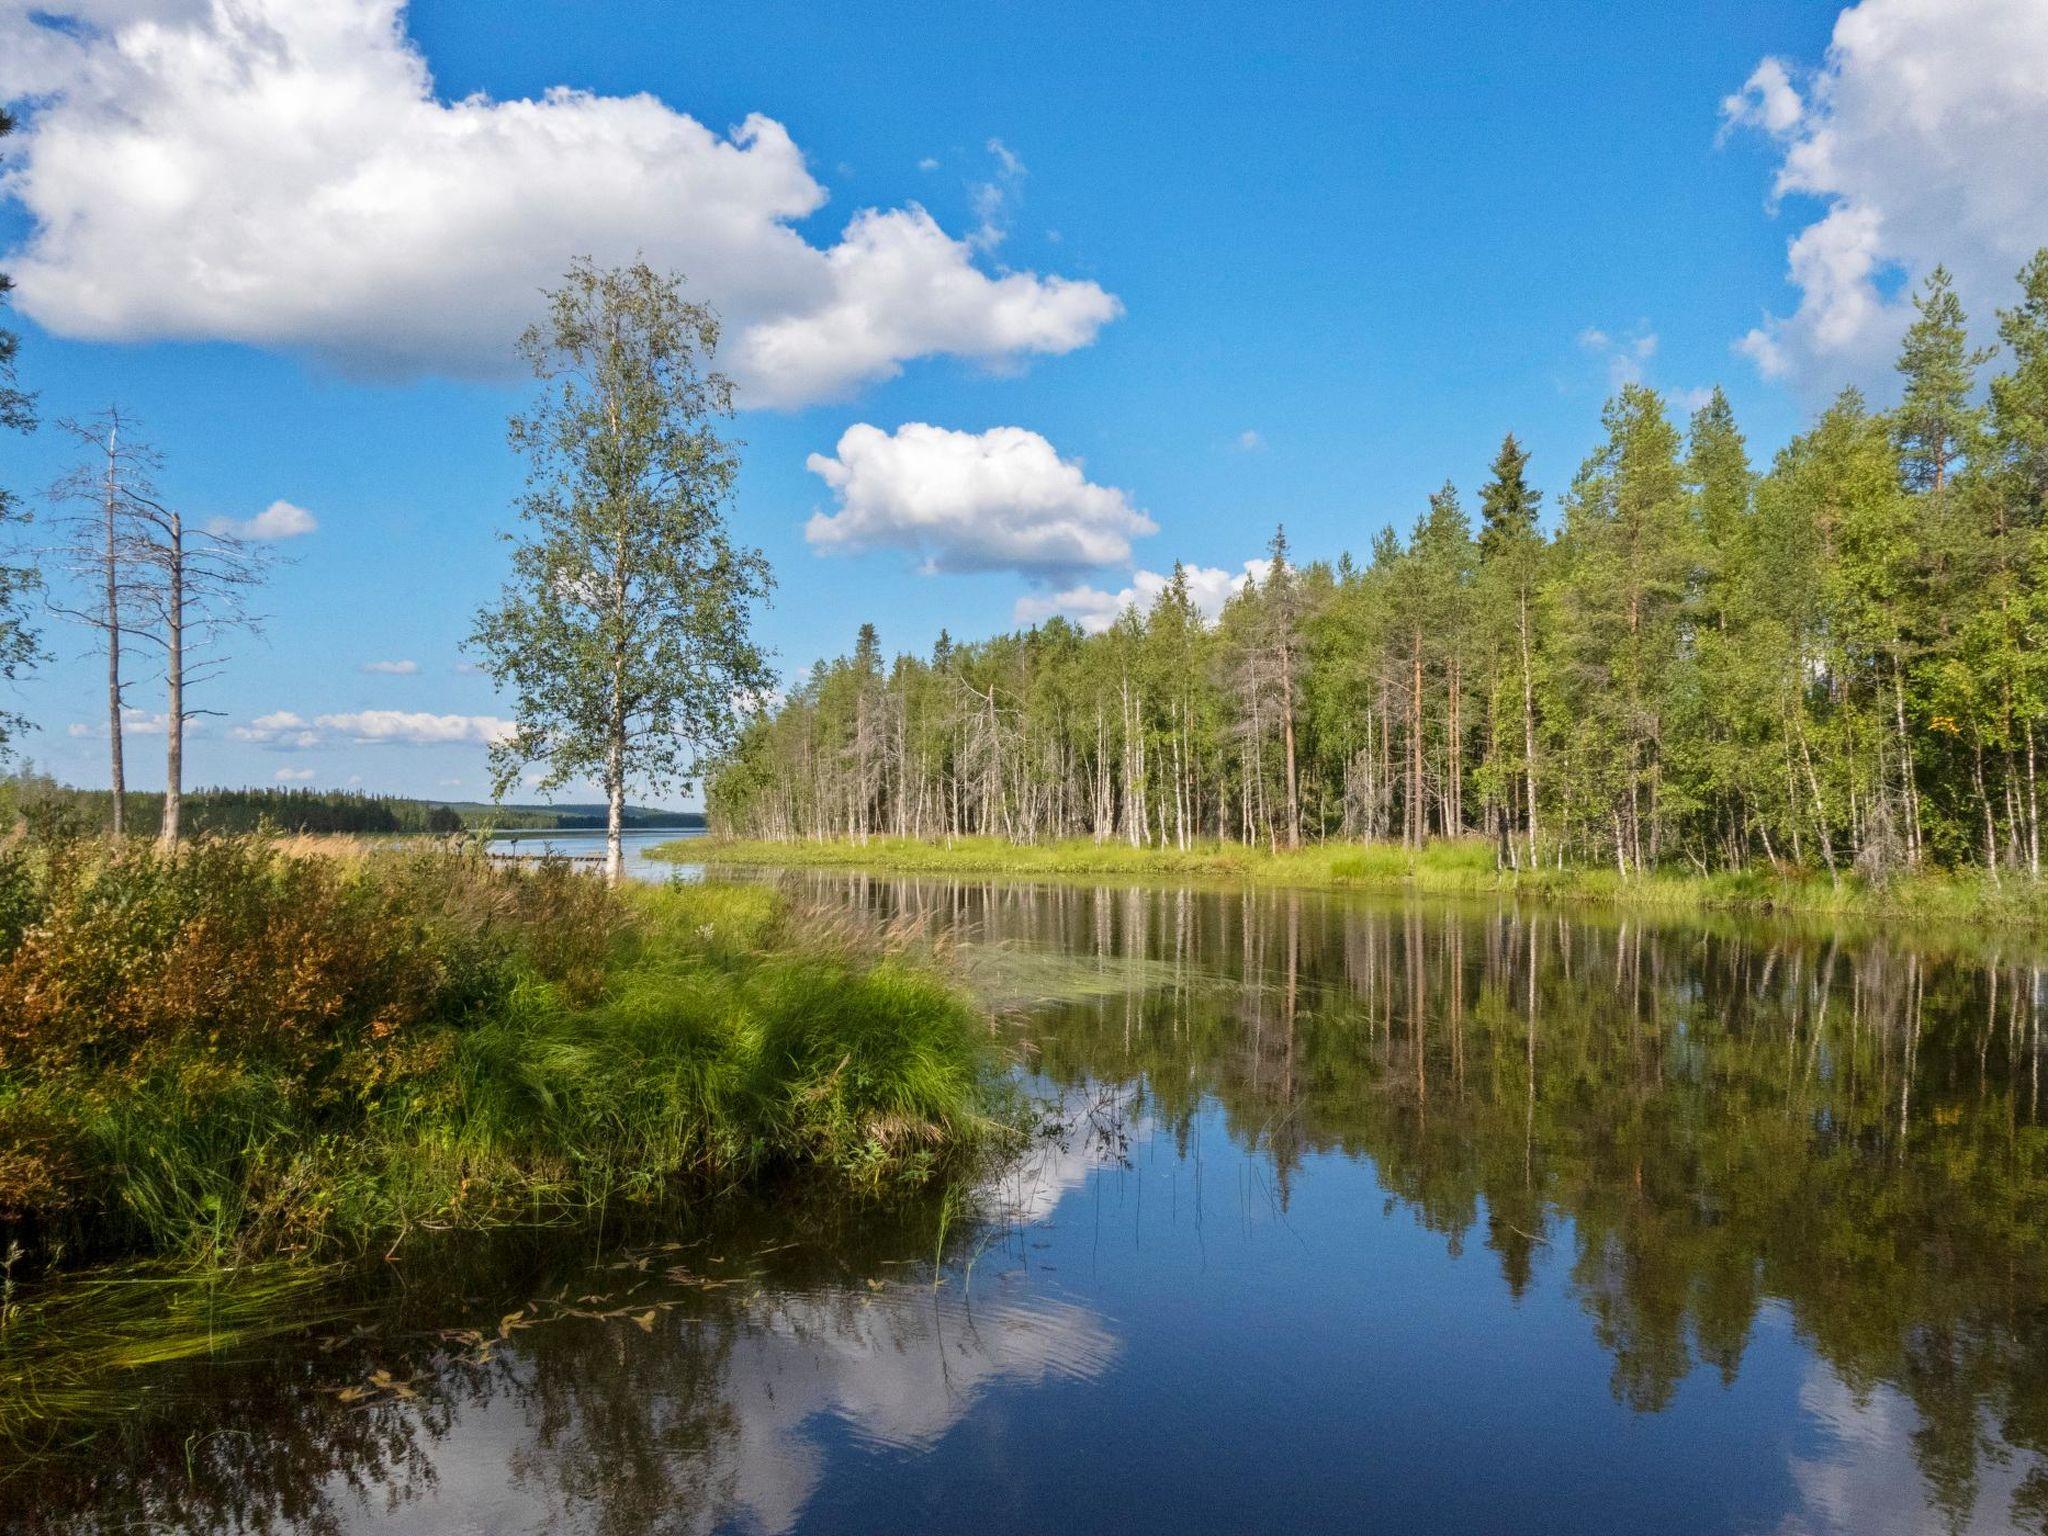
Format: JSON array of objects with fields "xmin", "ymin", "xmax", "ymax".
[{"xmin": 1477, "ymin": 435, "xmax": 1545, "ymax": 861}]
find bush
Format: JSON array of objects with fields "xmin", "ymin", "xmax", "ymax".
[{"xmin": 0, "ymin": 838, "xmax": 1000, "ymax": 1263}]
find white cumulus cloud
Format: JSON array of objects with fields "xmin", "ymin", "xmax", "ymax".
[
  {"xmin": 206, "ymin": 499, "xmax": 318, "ymax": 541},
  {"xmin": 361, "ymin": 658, "xmax": 419, "ymax": 675},
  {"xmin": 71, "ymin": 706, "xmax": 177, "ymax": 738},
  {"xmin": 231, "ymin": 707, "xmax": 509, "ymax": 747},
  {"xmin": 232, "ymin": 710, "xmax": 322, "ymax": 748},
  {"xmin": 274, "ymin": 766, "xmax": 316, "ymax": 782},
  {"xmin": 1013, "ymin": 559, "xmax": 1269, "ymax": 634},
  {"xmin": 1721, "ymin": 0, "xmax": 2048, "ymax": 387},
  {"xmin": 0, "ymin": 1, "xmax": 1119, "ymax": 405},
  {"xmin": 316, "ymin": 710, "xmax": 514, "ymax": 746},
  {"xmin": 805, "ymin": 423, "xmax": 1156, "ymax": 576}
]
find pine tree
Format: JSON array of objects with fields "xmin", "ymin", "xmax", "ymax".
[
  {"xmin": 1675, "ymin": 388, "xmax": 1759, "ymax": 865},
  {"xmin": 1411, "ymin": 482, "xmax": 1476, "ymax": 836},
  {"xmin": 1477, "ymin": 436, "xmax": 1545, "ymax": 861},
  {"xmin": 1548, "ymin": 386, "xmax": 1689, "ymax": 873},
  {"xmin": 1895, "ymin": 266, "xmax": 1992, "ymax": 497}
]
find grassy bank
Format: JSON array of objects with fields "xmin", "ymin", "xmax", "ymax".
[
  {"xmin": 659, "ymin": 834, "xmax": 2048, "ymax": 929},
  {"xmin": 0, "ymin": 837, "xmax": 1005, "ymax": 1267}
]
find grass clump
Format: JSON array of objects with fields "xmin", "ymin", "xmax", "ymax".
[{"xmin": 0, "ymin": 837, "xmax": 1002, "ymax": 1266}]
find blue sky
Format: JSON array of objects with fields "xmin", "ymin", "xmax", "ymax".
[{"xmin": 3, "ymin": 0, "xmax": 2043, "ymax": 804}]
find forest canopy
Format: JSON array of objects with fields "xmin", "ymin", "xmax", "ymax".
[{"xmin": 711, "ymin": 256, "xmax": 2048, "ymax": 881}]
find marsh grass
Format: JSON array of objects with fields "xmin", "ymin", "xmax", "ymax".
[
  {"xmin": 0, "ymin": 838, "xmax": 1007, "ymax": 1267},
  {"xmin": 0, "ymin": 1255, "xmax": 344, "ymax": 1452},
  {"xmin": 662, "ymin": 834, "xmax": 2048, "ymax": 929}
]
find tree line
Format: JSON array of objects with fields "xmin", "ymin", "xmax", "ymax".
[
  {"xmin": 0, "ymin": 773, "xmax": 466, "ymax": 837},
  {"xmin": 711, "ymin": 256, "xmax": 2048, "ymax": 881}
]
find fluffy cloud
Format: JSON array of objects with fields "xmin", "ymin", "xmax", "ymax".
[
  {"xmin": 231, "ymin": 710, "xmax": 323, "ymax": 748},
  {"xmin": 205, "ymin": 500, "xmax": 318, "ymax": 541},
  {"xmin": 69, "ymin": 706, "xmax": 176, "ymax": 738},
  {"xmin": 1721, "ymin": 0, "xmax": 2048, "ymax": 386},
  {"xmin": 317, "ymin": 710, "xmax": 514, "ymax": 746},
  {"xmin": 361, "ymin": 659, "xmax": 419, "ymax": 675},
  {"xmin": 0, "ymin": 1, "xmax": 1118, "ymax": 404},
  {"xmin": 1013, "ymin": 559, "xmax": 1270, "ymax": 634},
  {"xmin": 231, "ymin": 707, "xmax": 510, "ymax": 747},
  {"xmin": 274, "ymin": 766, "xmax": 316, "ymax": 782},
  {"xmin": 805, "ymin": 423, "xmax": 1155, "ymax": 576}
]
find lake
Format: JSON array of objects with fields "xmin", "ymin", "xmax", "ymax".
[
  {"xmin": 483, "ymin": 825, "xmax": 705, "ymax": 882},
  {"xmin": 11, "ymin": 871, "xmax": 2048, "ymax": 1535}
]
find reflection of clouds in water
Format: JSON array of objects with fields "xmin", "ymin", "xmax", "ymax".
[
  {"xmin": 1779, "ymin": 1359, "xmax": 2042, "ymax": 1535},
  {"xmin": 995, "ymin": 1081, "xmax": 1149, "ymax": 1229},
  {"xmin": 347, "ymin": 1276, "xmax": 1118, "ymax": 1536},
  {"xmin": 710, "ymin": 1287, "xmax": 1119, "ymax": 1532}
]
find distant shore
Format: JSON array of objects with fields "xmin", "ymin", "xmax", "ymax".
[{"xmin": 653, "ymin": 834, "xmax": 2048, "ymax": 932}]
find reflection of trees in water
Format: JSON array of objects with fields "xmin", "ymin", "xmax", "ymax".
[
  {"xmin": 10, "ymin": 1198, "xmax": 1117, "ymax": 1536},
  {"xmin": 817, "ymin": 871, "xmax": 2048, "ymax": 1530},
  {"xmin": 16, "ymin": 878, "xmax": 2048, "ymax": 1535}
]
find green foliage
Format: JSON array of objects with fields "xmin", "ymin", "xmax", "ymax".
[
  {"xmin": 713, "ymin": 248, "xmax": 2048, "ymax": 887},
  {"xmin": 469, "ymin": 259, "xmax": 772, "ymax": 878},
  {"xmin": 0, "ymin": 839, "xmax": 1000, "ymax": 1263}
]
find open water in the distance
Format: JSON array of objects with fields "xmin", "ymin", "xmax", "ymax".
[{"xmin": 13, "ymin": 865, "xmax": 2048, "ymax": 1535}]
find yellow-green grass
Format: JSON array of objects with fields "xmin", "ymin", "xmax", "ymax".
[{"xmin": 654, "ymin": 834, "xmax": 2048, "ymax": 931}]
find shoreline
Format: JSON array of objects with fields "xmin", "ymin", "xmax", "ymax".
[{"xmin": 655, "ymin": 834, "xmax": 2048, "ymax": 934}]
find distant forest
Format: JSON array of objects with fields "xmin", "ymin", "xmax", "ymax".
[
  {"xmin": 0, "ymin": 774, "xmax": 704, "ymax": 837},
  {"xmin": 713, "ymin": 260, "xmax": 2048, "ymax": 880}
]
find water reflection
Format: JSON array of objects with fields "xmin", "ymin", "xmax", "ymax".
[
  {"xmin": 784, "ymin": 872, "xmax": 2048, "ymax": 1530},
  {"xmin": 12, "ymin": 877, "xmax": 2048, "ymax": 1535},
  {"xmin": 9, "ymin": 1196, "xmax": 1117, "ymax": 1536}
]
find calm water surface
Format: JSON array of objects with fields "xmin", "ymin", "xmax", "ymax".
[
  {"xmin": 482, "ymin": 825, "xmax": 703, "ymax": 881},
  {"xmin": 12, "ymin": 873, "xmax": 2048, "ymax": 1535}
]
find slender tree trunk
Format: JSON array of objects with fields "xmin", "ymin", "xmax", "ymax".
[
  {"xmin": 102, "ymin": 426, "xmax": 127, "ymax": 837},
  {"xmin": 1975, "ymin": 744, "xmax": 1999, "ymax": 885},
  {"xmin": 604, "ymin": 728, "xmax": 625, "ymax": 885},
  {"xmin": 105, "ymin": 552, "xmax": 126, "ymax": 837},
  {"xmin": 1891, "ymin": 655, "xmax": 1921, "ymax": 866},
  {"xmin": 160, "ymin": 514, "xmax": 184, "ymax": 848},
  {"xmin": 1447, "ymin": 655, "xmax": 1462, "ymax": 835},
  {"xmin": 1280, "ymin": 640, "xmax": 1300, "ymax": 850},
  {"xmin": 2028, "ymin": 719, "xmax": 2041, "ymax": 879},
  {"xmin": 1410, "ymin": 634, "xmax": 1424, "ymax": 850},
  {"xmin": 1518, "ymin": 588, "xmax": 1539, "ymax": 864}
]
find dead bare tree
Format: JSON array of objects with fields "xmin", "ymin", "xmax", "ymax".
[
  {"xmin": 45, "ymin": 406, "xmax": 161, "ymax": 835},
  {"xmin": 121, "ymin": 492, "xmax": 270, "ymax": 845}
]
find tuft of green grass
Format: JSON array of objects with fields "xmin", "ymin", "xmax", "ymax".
[{"xmin": 0, "ymin": 839, "xmax": 1010, "ymax": 1266}]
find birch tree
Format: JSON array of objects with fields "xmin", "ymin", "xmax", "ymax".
[{"xmin": 470, "ymin": 259, "xmax": 772, "ymax": 883}]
